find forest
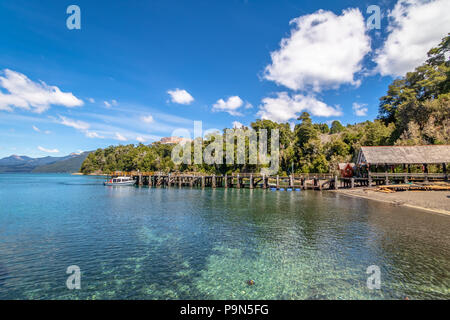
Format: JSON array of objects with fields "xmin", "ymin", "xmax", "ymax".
[{"xmin": 81, "ymin": 35, "xmax": 449, "ymax": 175}]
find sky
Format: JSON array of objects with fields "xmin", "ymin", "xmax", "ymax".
[{"xmin": 0, "ymin": 0, "xmax": 449, "ymax": 158}]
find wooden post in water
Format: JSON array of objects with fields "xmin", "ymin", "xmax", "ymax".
[
  {"xmin": 212, "ymin": 175, "xmax": 216, "ymax": 188},
  {"xmin": 350, "ymin": 177, "xmax": 355, "ymax": 189},
  {"xmin": 385, "ymin": 173, "xmax": 389, "ymax": 185},
  {"xmin": 249, "ymin": 174, "xmax": 254, "ymax": 189},
  {"xmin": 334, "ymin": 176, "xmax": 338, "ymax": 190},
  {"xmin": 263, "ymin": 175, "xmax": 268, "ymax": 189},
  {"xmin": 302, "ymin": 178, "xmax": 307, "ymax": 190},
  {"xmin": 201, "ymin": 176, "xmax": 205, "ymax": 188},
  {"xmin": 224, "ymin": 174, "xmax": 228, "ymax": 188},
  {"xmin": 276, "ymin": 175, "xmax": 280, "ymax": 190},
  {"xmin": 236, "ymin": 174, "xmax": 240, "ymax": 189},
  {"xmin": 289, "ymin": 175, "xmax": 294, "ymax": 188}
]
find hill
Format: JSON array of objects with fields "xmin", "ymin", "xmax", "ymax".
[
  {"xmin": 32, "ymin": 152, "xmax": 91, "ymax": 173},
  {"xmin": 0, "ymin": 152, "xmax": 92, "ymax": 173}
]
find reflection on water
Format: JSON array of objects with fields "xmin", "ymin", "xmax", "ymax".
[{"xmin": 0, "ymin": 174, "xmax": 449, "ymax": 299}]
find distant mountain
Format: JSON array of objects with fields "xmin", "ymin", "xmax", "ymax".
[
  {"xmin": 32, "ymin": 152, "xmax": 91, "ymax": 173},
  {"xmin": 0, "ymin": 152, "xmax": 92, "ymax": 173},
  {"xmin": 0, "ymin": 155, "xmax": 33, "ymax": 166}
]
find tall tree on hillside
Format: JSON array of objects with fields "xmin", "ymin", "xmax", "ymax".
[
  {"xmin": 330, "ymin": 120, "xmax": 345, "ymax": 134},
  {"xmin": 379, "ymin": 34, "xmax": 449, "ymax": 143}
]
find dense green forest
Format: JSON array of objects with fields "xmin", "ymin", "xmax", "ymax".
[{"xmin": 81, "ymin": 35, "xmax": 449, "ymax": 175}]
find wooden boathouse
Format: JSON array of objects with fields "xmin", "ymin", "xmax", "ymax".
[{"xmin": 356, "ymin": 145, "xmax": 450, "ymax": 185}]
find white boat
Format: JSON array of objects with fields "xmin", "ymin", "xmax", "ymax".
[{"xmin": 104, "ymin": 176, "xmax": 136, "ymax": 186}]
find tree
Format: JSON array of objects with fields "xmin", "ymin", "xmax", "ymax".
[
  {"xmin": 312, "ymin": 154, "xmax": 329, "ymax": 173},
  {"xmin": 379, "ymin": 34, "xmax": 449, "ymax": 141},
  {"xmin": 325, "ymin": 137, "xmax": 350, "ymax": 158},
  {"xmin": 330, "ymin": 120, "xmax": 344, "ymax": 134},
  {"xmin": 295, "ymin": 112, "xmax": 319, "ymax": 148},
  {"xmin": 314, "ymin": 123, "xmax": 330, "ymax": 134}
]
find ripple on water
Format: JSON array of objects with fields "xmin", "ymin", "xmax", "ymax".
[{"xmin": 0, "ymin": 174, "xmax": 449, "ymax": 299}]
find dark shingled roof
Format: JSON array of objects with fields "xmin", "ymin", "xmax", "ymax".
[{"xmin": 357, "ymin": 145, "xmax": 450, "ymax": 165}]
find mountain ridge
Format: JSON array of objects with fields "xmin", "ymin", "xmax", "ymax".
[{"xmin": 0, "ymin": 152, "xmax": 92, "ymax": 173}]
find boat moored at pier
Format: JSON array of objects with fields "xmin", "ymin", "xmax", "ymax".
[{"xmin": 104, "ymin": 176, "xmax": 135, "ymax": 186}]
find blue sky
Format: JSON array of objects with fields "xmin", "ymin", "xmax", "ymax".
[{"xmin": 0, "ymin": 0, "xmax": 449, "ymax": 157}]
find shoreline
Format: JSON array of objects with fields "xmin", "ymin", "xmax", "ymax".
[{"xmin": 334, "ymin": 189, "xmax": 450, "ymax": 217}]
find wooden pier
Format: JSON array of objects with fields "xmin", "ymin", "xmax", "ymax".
[{"xmin": 107, "ymin": 172, "xmax": 448, "ymax": 190}]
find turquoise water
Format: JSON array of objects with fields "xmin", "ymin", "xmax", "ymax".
[{"xmin": 0, "ymin": 173, "xmax": 449, "ymax": 300}]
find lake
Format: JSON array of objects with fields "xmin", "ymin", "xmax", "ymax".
[{"xmin": 0, "ymin": 174, "xmax": 449, "ymax": 299}]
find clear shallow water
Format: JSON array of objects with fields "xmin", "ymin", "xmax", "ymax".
[{"xmin": 0, "ymin": 174, "xmax": 449, "ymax": 300}]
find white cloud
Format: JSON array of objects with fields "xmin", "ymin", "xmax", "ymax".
[
  {"xmin": 141, "ymin": 115, "xmax": 154, "ymax": 123},
  {"xmin": 38, "ymin": 146, "xmax": 59, "ymax": 153},
  {"xmin": 136, "ymin": 136, "xmax": 146, "ymax": 143},
  {"xmin": 232, "ymin": 121, "xmax": 244, "ymax": 129},
  {"xmin": 88, "ymin": 98, "xmax": 95, "ymax": 103},
  {"xmin": 85, "ymin": 131, "xmax": 104, "ymax": 139},
  {"xmin": 58, "ymin": 116, "xmax": 90, "ymax": 131},
  {"xmin": 352, "ymin": 102, "xmax": 368, "ymax": 116},
  {"xmin": 264, "ymin": 9, "xmax": 370, "ymax": 92},
  {"xmin": 58, "ymin": 115, "xmax": 104, "ymax": 139},
  {"xmin": 115, "ymin": 132, "xmax": 127, "ymax": 141},
  {"xmin": 212, "ymin": 96, "xmax": 244, "ymax": 116},
  {"xmin": 167, "ymin": 89, "xmax": 194, "ymax": 105},
  {"xmin": 32, "ymin": 125, "xmax": 51, "ymax": 134},
  {"xmin": 244, "ymin": 102, "xmax": 253, "ymax": 109},
  {"xmin": 257, "ymin": 92, "xmax": 342, "ymax": 122},
  {"xmin": 0, "ymin": 69, "xmax": 83, "ymax": 113},
  {"xmin": 103, "ymin": 99, "xmax": 118, "ymax": 108},
  {"xmin": 375, "ymin": 0, "xmax": 450, "ymax": 77}
]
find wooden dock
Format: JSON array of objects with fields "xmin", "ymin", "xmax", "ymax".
[{"xmin": 106, "ymin": 172, "xmax": 448, "ymax": 190}]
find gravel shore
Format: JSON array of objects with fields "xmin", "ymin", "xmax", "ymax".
[{"xmin": 335, "ymin": 189, "xmax": 450, "ymax": 216}]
